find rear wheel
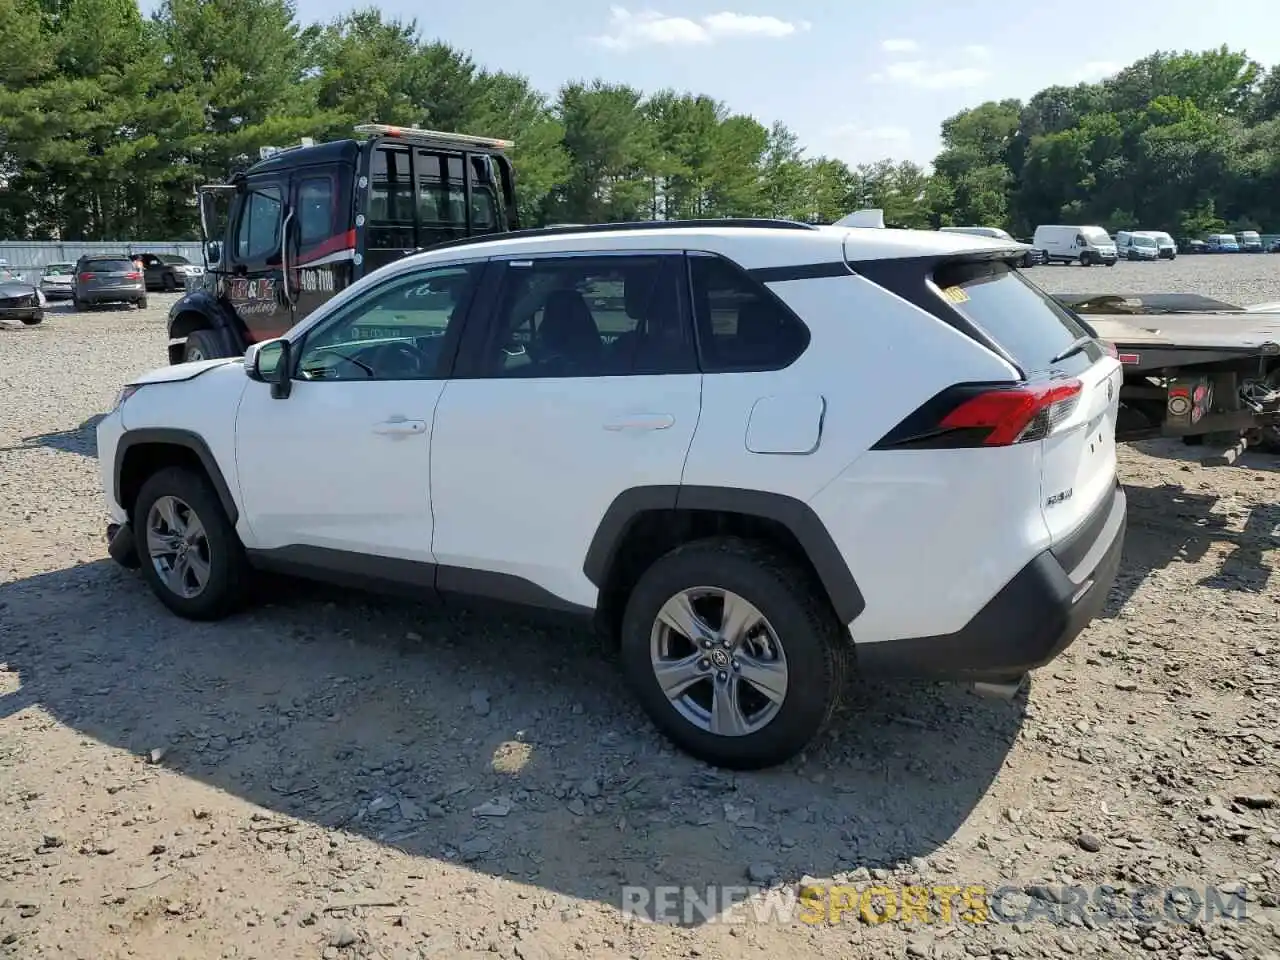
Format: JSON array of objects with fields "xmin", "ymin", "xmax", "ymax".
[
  {"xmin": 137, "ymin": 296, "xmax": 149, "ymax": 309},
  {"xmin": 163, "ymin": 273, "xmax": 177, "ymax": 292},
  {"xmin": 183, "ymin": 329, "xmax": 221, "ymax": 362},
  {"xmin": 133, "ymin": 466, "xmax": 249, "ymax": 621},
  {"xmin": 619, "ymin": 537, "xmax": 848, "ymax": 770}
]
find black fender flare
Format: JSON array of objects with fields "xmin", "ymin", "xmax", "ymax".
[
  {"xmin": 114, "ymin": 427, "xmax": 240, "ymax": 526},
  {"xmin": 583, "ymin": 485, "xmax": 865, "ymax": 626},
  {"xmin": 167, "ymin": 289, "xmax": 246, "ymax": 357}
]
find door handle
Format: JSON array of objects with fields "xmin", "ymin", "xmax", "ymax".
[
  {"xmin": 372, "ymin": 418, "xmax": 427, "ymax": 436},
  {"xmin": 603, "ymin": 414, "xmax": 675, "ymax": 432}
]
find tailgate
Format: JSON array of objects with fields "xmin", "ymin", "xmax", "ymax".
[{"xmin": 932, "ymin": 259, "xmax": 1120, "ymax": 546}]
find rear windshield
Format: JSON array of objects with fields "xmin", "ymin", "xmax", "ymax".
[
  {"xmin": 43, "ymin": 264, "xmax": 73, "ymax": 275},
  {"xmin": 83, "ymin": 258, "xmax": 135, "ymax": 270},
  {"xmin": 933, "ymin": 260, "xmax": 1100, "ymax": 377}
]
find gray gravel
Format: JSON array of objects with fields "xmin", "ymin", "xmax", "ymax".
[
  {"xmin": 2, "ymin": 283, "xmax": 1280, "ymax": 959},
  {"xmin": 1028, "ymin": 253, "xmax": 1280, "ymax": 305}
]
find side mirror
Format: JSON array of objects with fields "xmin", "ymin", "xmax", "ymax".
[
  {"xmin": 206, "ymin": 240, "xmax": 222, "ymax": 265},
  {"xmin": 245, "ymin": 338, "xmax": 292, "ymax": 399}
]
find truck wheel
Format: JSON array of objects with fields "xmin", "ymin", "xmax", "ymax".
[
  {"xmin": 134, "ymin": 466, "xmax": 250, "ymax": 621},
  {"xmin": 183, "ymin": 329, "xmax": 222, "ymax": 362},
  {"xmin": 618, "ymin": 536, "xmax": 848, "ymax": 770}
]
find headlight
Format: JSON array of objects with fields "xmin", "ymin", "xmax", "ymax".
[{"xmin": 114, "ymin": 384, "xmax": 141, "ymax": 410}]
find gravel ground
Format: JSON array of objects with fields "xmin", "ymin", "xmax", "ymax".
[
  {"xmin": 2, "ymin": 273, "xmax": 1280, "ymax": 960},
  {"xmin": 1027, "ymin": 253, "xmax": 1280, "ymax": 305}
]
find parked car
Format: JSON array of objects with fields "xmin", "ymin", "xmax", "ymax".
[
  {"xmin": 1270, "ymin": 239, "xmax": 1280, "ymax": 253},
  {"xmin": 1033, "ymin": 224, "xmax": 1118, "ymax": 265},
  {"xmin": 96, "ymin": 218, "xmax": 1126, "ymax": 770},
  {"xmin": 1115, "ymin": 232, "xmax": 1159, "ymax": 261},
  {"xmin": 0, "ymin": 267, "xmax": 46, "ymax": 325},
  {"xmin": 1147, "ymin": 231, "xmax": 1177, "ymax": 259},
  {"xmin": 1206, "ymin": 234, "xmax": 1240, "ymax": 253},
  {"xmin": 939, "ymin": 226, "xmax": 1045, "ymax": 266},
  {"xmin": 1176, "ymin": 237, "xmax": 1207, "ymax": 254},
  {"xmin": 72, "ymin": 255, "xmax": 148, "ymax": 310},
  {"xmin": 137, "ymin": 253, "xmax": 204, "ymax": 292},
  {"xmin": 38, "ymin": 262, "xmax": 76, "ymax": 300},
  {"xmin": 1238, "ymin": 230, "xmax": 1264, "ymax": 253}
]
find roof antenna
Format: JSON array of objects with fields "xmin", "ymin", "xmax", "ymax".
[{"xmin": 833, "ymin": 209, "xmax": 885, "ymax": 229}]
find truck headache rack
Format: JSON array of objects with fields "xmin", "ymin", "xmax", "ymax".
[{"xmin": 354, "ymin": 123, "xmax": 514, "ymax": 151}]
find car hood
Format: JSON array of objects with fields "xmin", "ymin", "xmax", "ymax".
[
  {"xmin": 127, "ymin": 357, "xmax": 241, "ymax": 386},
  {"xmin": 0, "ymin": 281, "xmax": 35, "ymax": 297}
]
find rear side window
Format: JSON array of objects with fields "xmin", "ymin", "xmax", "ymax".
[
  {"xmin": 933, "ymin": 260, "xmax": 1100, "ymax": 377},
  {"xmin": 688, "ymin": 254, "xmax": 809, "ymax": 372}
]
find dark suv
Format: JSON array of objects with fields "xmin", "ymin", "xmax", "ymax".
[{"xmin": 72, "ymin": 256, "xmax": 148, "ymax": 310}]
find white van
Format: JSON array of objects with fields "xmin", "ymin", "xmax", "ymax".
[
  {"xmin": 1115, "ymin": 231, "xmax": 1159, "ymax": 261},
  {"xmin": 1147, "ymin": 231, "xmax": 1176, "ymax": 259},
  {"xmin": 1034, "ymin": 225, "xmax": 1117, "ymax": 266}
]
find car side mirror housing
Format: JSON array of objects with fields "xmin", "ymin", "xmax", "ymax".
[
  {"xmin": 245, "ymin": 339, "xmax": 292, "ymax": 399},
  {"xmin": 206, "ymin": 240, "xmax": 222, "ymax": 265}
]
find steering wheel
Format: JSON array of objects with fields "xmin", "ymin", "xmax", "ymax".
[{"xmin": 367, "ymin": 341, "xmax": 426, "ymax": 378}]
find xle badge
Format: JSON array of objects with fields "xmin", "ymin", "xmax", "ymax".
[{"xmin": 1045, "ymin": 489, "xmax": 1073, "ymax": 508}]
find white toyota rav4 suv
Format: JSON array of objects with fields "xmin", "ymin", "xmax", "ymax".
[{"xmin": 97, "ymin": 218, "xmax": 1127, "ymax": 770}]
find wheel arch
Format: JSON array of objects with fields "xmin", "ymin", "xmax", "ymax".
[
  {"xmin": 166, "ymin": 291, "xmax": 245, "ymax": 364},
  {"xmin": 115, "ymin": 428, "xmax": 239, "ymax": 527},
  {"xmin": 584, "ymin": 485, "xmax": 866, "ymax": 639}
]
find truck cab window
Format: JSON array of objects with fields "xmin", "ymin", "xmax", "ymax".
[
  {"xmin": 298, "ymin": 178, "xmax": 334, "ymax": 247},
  {"xmin": 236, "ymin": 187, "xmax": 283, "ymax": 260},
  {"xmin": 369, "ymin": 147, "xmax": 414, "ymax": 222}
]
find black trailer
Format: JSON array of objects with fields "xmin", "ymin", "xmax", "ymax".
[{"xmin": 1053, "ymin": 293, "xmax": 1280, "ymax": 464}]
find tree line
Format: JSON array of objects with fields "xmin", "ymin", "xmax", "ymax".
[{"xmin": 1, "ymin": 0, "xmax": 1277, "ymax": 241}]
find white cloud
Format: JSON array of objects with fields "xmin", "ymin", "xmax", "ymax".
[
  {"xmin": 1072, "ymin": 60, "xmax": 1121, "ymax": 83},
  {"xmin": 870, "ymin": 60, "xmax": 989, "ymax": 90},
  {"xmin": 589, "ymin": 6, "xmax": 810, "ymax": 50},
  {"xmin": 963, "ymin": 44, "xmax": 990, "ymax": 61},
  {"xmin": 881, "ymin": 38, "xmax": 918, "ymax": 54}
]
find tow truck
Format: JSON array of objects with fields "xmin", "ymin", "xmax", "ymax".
[
  {"xmin": 167, "ymin": 123, "xmax": 518, "ymax": 363},
  {"xmin": 1056, "ymin": 293, "xmax": 1280, "ymax": 463}
]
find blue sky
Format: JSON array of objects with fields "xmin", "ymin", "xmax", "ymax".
[{"xmin": 239, "ymin": 1, "xmax": 1280, "ymax": 168}]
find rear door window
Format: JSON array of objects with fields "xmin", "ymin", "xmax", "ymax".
[{"xmin": 933, "ymin": 260, "xmax": 1100, "ymax": 377}]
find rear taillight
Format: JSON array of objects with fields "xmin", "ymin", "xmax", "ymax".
[
  {"xmin": 940, "ymin": 380, "xmax": 1082, "ymax": 445},
  {"xmin": 125, "ymin": 271, "xmax": 142, "ymax": 280},
  {"xmin": 79, "ymin": 272, "xmax": 95, "ymax": 281},
  {"xmin": 873, "ymin": 379, "xmax": 1083, "ymax": 450}
]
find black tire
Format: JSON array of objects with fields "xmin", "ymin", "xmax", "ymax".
[
  {"xmin": 20, "ymin": 313, "xmax": 43, "ymax": 326},
  {"xmin": 1079, "ymin": 253, "xmax": 1091, "ymax": 266},
  {"xmin": 137, "ymin": 296, "xmax": 149, "ymax": 310},
  {"xmin": 618, "ymin": 536, "xmax": 848, "ymax": 770},
  {"xmin": 163, "ymin": 273, "xmax": 176, "ymax": 292},
  {"xmin": 183, "ymin": 328, "xmax": 222, "ymax": 362},
  {"xmin": 133, "ymin": 466, "xmax": 249, "ymax": 621},
  {"xmin": 71, "ymin": 295, "xmax": 81, "ymax": 311}
]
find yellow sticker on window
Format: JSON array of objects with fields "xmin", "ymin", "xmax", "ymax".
[{"xmin": 941, "ymin": 286, "xmax": 970, "ymax": 304}]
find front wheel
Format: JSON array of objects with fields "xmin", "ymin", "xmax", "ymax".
[
  {"xmin": 133, "ymin": 466, "xmax": 249, "ymax": 621},
  {"xmin": 619, "ymin": 537, "xmax": 848, "ymax": 770},
  {"xmin": 1079, "ymin": 253, "xmax": 1092, "ymax": 266},
  {"xmin": 183, "ymin": 328, "xmax": 222, "ymax": 362},
  {"xmin": 163, "ymin": 274, "xmax": 177, "ymax": 292},
  {"xmin": 20, "ymin": 313, "xmax": 43, "ymax": 326}
]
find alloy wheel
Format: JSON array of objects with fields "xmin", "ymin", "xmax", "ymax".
[
  {"xmin": 146, "ymin": 495, "xmax": 211, "ymax": 599},
  {"xmin": 649, "ymin": 587, "xmax": 789, "ymax": 737}
]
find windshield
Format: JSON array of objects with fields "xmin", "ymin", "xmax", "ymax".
[
  {"xmin": 1241, "ymin": 232, "xmax": 1260, "ymax": 240},
  {"xmin": 1135, "ymin": 237, "xmax": 1155, "ymax": 247},
  {"xmin": 43, "ymin": 264, "xmax": 73, "ymax": 275},
  {"xmin": 1082, "ymin": 227, "xmax": 1110, "ymax": 244},
  {"xmin": 159, "ymin": 255, "xmax": 190, "ymax": 265}
]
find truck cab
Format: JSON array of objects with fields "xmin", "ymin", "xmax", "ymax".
[{"xmin": 168, "ymin": 123, "xmax": 518, "ymax": 363}]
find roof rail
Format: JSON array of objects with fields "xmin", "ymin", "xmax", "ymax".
[
  {"xmin": 421, "ymin": 218, "xmax": 817, "ymax": 255},
  {"xmin": 354, "ymin": 123, "xmax": 514, "ymax": 150}
]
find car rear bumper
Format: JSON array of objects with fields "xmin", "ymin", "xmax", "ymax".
[
  {"xmin": 856, "ymin": 482, "xmax": 1126, "ymax": 683},
  {"xmin": 81, "ymin": 287, "xmax": 145, "ymax": 301},
  {"xmin": 40, "ymin": 287, "xmax": 74, "ymax": 299}
]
